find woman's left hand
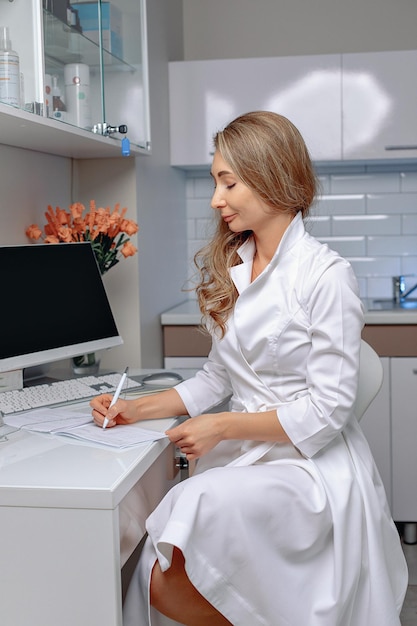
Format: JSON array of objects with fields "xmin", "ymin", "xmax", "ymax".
[{"xmin": 166, "ymin": 413, "xmax": 224, "ymax": 460}]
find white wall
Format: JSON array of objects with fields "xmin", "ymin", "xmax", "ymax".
[
  {"xmin": 185, "ymin": 165, "xmax": 417, "ymax": 301},
  {"xmin": 73, "ymin": 157, "xmax": 141, "ymax": 372},
  {"xmin": 182, "ymin": 0, "xmax": 417, "ymax": 60},
  {"xmin": 0, "ymin": 146, "xmax": 71, "ymax": 245}
]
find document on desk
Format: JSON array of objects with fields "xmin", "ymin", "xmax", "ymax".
[
  {"xmin": 4, "ymin": 408, "xmax": 92, "ymax": 432},
  {"xmin": 4, "ymin": 408, "xmax": 168, "ymax": 449},
  {"xmin": 55, "ymin": 421, "xmax": 168, "ymax": 448}
]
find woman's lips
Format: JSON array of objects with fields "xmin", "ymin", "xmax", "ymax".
[{"xmin": 223, "ymin": 213, "xmax": 237, "ymax": 223}]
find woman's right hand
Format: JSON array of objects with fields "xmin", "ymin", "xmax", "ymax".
[
  {"xmin": 90, "ymin": 394, "xmax": 138, "ymax": 428},
  {"xmin": 90, "ymin": 387, "xmax": 189, "ymax": 429}
]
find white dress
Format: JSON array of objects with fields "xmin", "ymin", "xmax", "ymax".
[{"xmin": 123, "ymin": 214, "xmax": 408, "ymax": 626}]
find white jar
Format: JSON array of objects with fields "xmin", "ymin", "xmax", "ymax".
[{"xmin": 64, "ymin": 63, "xmax": 91, "ymax": 129}]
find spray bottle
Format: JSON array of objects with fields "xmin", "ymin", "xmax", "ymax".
[{"xmin": 0, "ymin": 26, "xmax": 20, "ymax": 107}]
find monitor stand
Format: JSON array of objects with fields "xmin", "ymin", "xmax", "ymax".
[{"xmin": 0, "ymin": 369, "xmax": 23, "ymax": 392}]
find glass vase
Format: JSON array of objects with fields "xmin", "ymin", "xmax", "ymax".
[{"xmin": 71, "ymin": 352, "xmax": 100, "ymax": 376}]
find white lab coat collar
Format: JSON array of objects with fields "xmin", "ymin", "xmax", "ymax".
[{"xmin": 230, "ymin": 212, "xmax": 305, "ymax": 294}]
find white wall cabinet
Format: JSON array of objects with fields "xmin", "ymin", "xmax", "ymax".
[
  {"xmin": 169, "ymin": 50, "xmax": 417, "ymax": 167},
  {"xmin": 342, "ymin": 50, "xmax": 417, "ymax": 161},
  {"xmin": 169, "ymin": 55, "xmax": 342, "ymax": 167},
  {"xmin": 391, "ymin": 357, "xmax": 417, "ymax": 521},
  {"xmin": 0, "ymin": 0, "xmax": 150, "ymax": 158}
]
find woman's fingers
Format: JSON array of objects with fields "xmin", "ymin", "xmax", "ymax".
[{"xmin": 90, "ymin": 394, "xmax": 119, "ymax": 428}]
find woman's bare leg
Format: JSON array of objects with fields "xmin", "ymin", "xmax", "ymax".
[{"xmin": 150, "ymin": 547, "xmax": 232, "ymax": 626}]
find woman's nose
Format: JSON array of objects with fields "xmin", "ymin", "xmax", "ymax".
[{"xmin": 211, "ymin": 187, "xmax": 226, "ymax": 210}]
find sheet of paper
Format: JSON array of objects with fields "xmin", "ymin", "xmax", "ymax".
[
  {"xmin": 4, "ymin": 408, "xmax": 93, "ymax": 432},
  {"xmin": 55, "ymin": 422, "xmax": 168, "ymax": 448},
  {"xmin": 4, "ymin": 407, "xmax": 168, "ymax": 448}
]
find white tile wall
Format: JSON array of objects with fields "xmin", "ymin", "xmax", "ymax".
[{"xmin": 185, "ymin": 166, "xmax": 417, "ymax": 300}]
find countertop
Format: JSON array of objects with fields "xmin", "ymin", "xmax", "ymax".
[
  {"xmin": 161, "ymin": 300, "xmax": 203, "ymax": 325},
  {"xmin": 0, "ymin": 368, "xmax": 197, "ymax": 509},
  {"xmin": 161, "ymin": 299, "xmax": 417, "ymax": 326},
  {"xmin": 0, "ymin": 414, "xmax": 176, "ymax": 509}
]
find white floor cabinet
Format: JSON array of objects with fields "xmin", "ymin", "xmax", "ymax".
[
  {"xmin": 361, "ymin": 356, "xmax": 417, "ymax": 525},
  {"xmin": 391, "ymin": 357, "xmax": 417, "ymax": 521}
]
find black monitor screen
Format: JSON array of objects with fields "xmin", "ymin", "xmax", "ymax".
[{"xmin": 0, "ymin": 242, "xmax": 122, "ymax": 372}]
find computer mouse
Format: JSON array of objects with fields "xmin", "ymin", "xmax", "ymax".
[{"xmin": 141, "ymin": 371, "xmax": 184, "ymax": 386}]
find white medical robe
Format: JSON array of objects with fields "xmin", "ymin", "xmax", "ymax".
[{"xmin": 123, "ymin": 213, "xmax": 408, "ymax": 626}]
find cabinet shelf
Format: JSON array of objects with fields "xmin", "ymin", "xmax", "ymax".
[
  {"xmin": 43, "ymin": 10, "xmax": 135, "ymax": 72},
  {"xmin": 0, "ymin": 102, "xmax": 146, "ymax": 159}
]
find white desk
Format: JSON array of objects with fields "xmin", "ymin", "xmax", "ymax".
[{"xmin": 0, "ymin": 400, "xmax": 181, "ymax": 626}]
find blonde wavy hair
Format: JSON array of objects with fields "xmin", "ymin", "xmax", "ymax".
[{"xmin": 194, "ymin": 111, "xmax": 318, "ymax": 337}]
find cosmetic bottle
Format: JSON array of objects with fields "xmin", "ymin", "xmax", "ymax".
[
  {"xmin": 52, "ymin": 75, "xmax": 66, "ymax": 121},
  {"xmin": 0, "ymin": 26, "xmax": 20, "ymax": 107},
  {"xmin": 44, "ymin": 74, "xmax": 52, "ymax": 117},
  {"xmin": 64, "ymin": 63, "xmax": 91, "ymax": 129}
]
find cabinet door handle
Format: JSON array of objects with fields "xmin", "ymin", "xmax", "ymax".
[
  {"xmin": 385, "ymin": 145, "xmax": 417, "ymax": 151},
  {"xmin": 413, "ymin": 369, "xmax": 417, "ymax": 375}
]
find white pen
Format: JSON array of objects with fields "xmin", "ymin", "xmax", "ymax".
[{"xmin": 103, "ymin": 366, "xmax": 129, "ymax": 429}]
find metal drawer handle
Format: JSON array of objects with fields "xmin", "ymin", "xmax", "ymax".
[{"xmin": 385, "ymin": 145, "xmax": 417, "ymax": 151}]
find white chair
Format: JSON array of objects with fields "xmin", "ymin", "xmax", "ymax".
[{"xmin": 354, "ymin": 339, "xmax": 383, "ymax": 421}]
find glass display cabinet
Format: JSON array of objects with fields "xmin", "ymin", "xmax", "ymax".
[{"xmin": 0, "ymin": 0, "xmax": 150, "ymax": 157}]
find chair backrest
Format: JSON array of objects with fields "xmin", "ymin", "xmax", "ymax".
[{"xmin": 354, "ymin": 339, "xmax": 383, "ymax": 421}]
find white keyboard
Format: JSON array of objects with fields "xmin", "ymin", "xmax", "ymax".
[{"xmin": 0, "ymin": 373, "xmax": 144, "ymax": 416}]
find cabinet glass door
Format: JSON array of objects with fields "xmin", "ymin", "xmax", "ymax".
[
  {"xmin": 42, "ymin": 1, "xmax": 150, "ymax": 151},
  {"xmin": 99, "ymin": 0, "xmax": 150, "ymax": 151}
]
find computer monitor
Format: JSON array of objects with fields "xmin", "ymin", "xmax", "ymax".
[{"xmin": 0, "ymin": 242, "xmax": 123, "ymax": 375}]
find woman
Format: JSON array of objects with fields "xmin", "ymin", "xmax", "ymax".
[{"xmin": 91, "ymin": 111, "xmax": 408, "ymax": 626}]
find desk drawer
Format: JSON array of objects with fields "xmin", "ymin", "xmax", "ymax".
[
  {"xmin": 163, "ymin": 325, "xmax": 212, "ymax": 357},
  {"xmin": 119, "ymin": 444, "xmax": 179, "ymax": 567},
  {"xmin": 362, "ymin": 324, "xmax": 417, "ymax": 357}
]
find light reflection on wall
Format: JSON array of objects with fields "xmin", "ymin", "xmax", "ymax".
[
  {"xmin": 266, "ymin": 70, "xmax": 342, "ymax": 159},
  {"xmin": 343, "ymin": 71, "xmax": 391, "ymax": 156},
  {"xmin": 205, "ymin": 92, "xmax": 235, "ymax": 155}
]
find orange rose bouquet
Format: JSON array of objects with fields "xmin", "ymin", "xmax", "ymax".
[{"xmin": 26, "ymin": 201, "xmax": 138, "ymax": 275}]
